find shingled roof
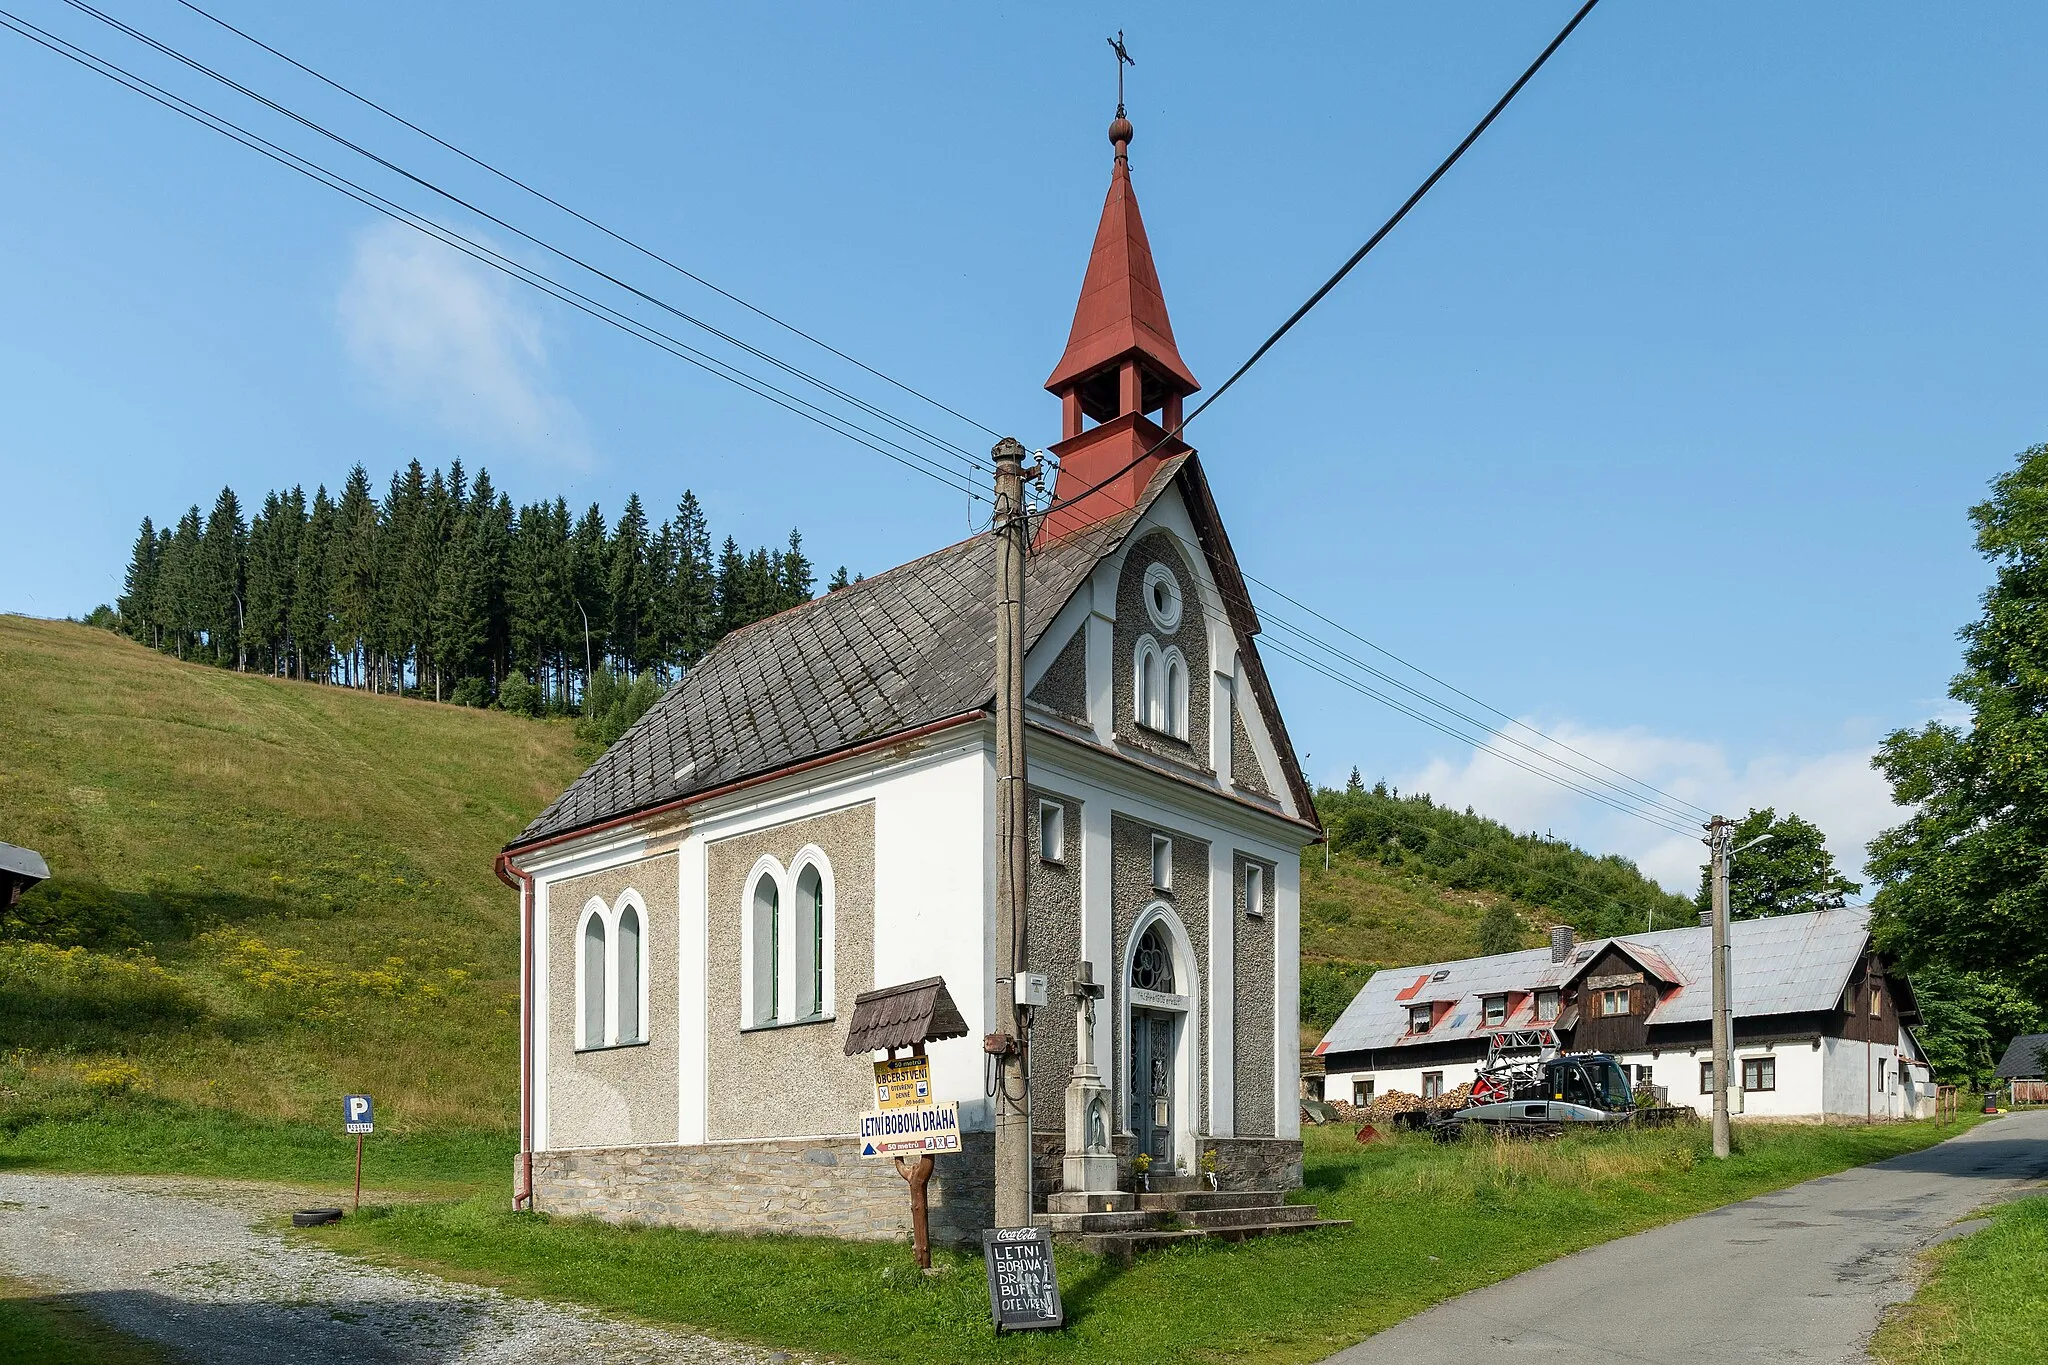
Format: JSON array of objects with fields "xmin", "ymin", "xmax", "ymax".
[
  {"xmin": 510, "ymin": 469, "xmax": 1171, "ymax": 849},
  {"xmin": 842, "ymin": 976, "xmax": 971, "ymax": 1055}
]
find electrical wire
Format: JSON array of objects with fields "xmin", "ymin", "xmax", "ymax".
[
  {"xmin": 1039, "ymin": 0, "xmax": 1604, "ymax": 519},
  {"xmin": 168, "ymin": 0, "xmax": 1004, "ymax": 441},
  {"xmin": 11, "ymin": 0, "xmax": 1709, "ymax": 842},
  {"xmin": 54, "ymin": 0, "xmax": 992, "ymax": 483},
  {"xmin": 0, "ymin": 7, "xmax": 991, "ymax": 503}
]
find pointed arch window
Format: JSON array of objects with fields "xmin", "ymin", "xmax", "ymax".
[
  {"xmin": 1132, "ymin": 922, "xmax": 1175, "ymax": 994},
  {"xmin": 751, "ymin": 873, "xmax": 780, "ymax": 1027},
  {"xmin": 581, "ymin": 910, "xmax": 607, "ymax": 1048},
  {"xmin": 1162, "ymin": 647, "xmax": 1187, "ymax": 739},
  {"xmin": 1135, "ymin": 636, "xmax": 1161, "ymax": 729},
  {"xmin": 615, "ymin": 903, "xmax": 643, "ymax": 1045},
  {"xmin": 796, "ymin": 864, "xmax": 825, "ymax": 1020}
]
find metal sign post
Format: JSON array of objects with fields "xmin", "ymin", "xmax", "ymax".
[{"xmin": 343, "ymin": 1094, "xmax": 374, "ymax": 1213}]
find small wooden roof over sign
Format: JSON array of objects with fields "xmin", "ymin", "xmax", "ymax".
[{"xmin": 843, "ymin": 976, "xmax": 969, "ymax": 1056}]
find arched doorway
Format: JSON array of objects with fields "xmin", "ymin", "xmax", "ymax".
[{"xmin": 1123, "ymin": 909, "xmax": 1196, "ymax": 1168}]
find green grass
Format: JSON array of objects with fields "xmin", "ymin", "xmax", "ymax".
[
  {"xmin": 0, "ymin": 1275, "xmax": 173, "ymax": 1364},
  {"xmin": 1872, "ymin": 1193, "xmax": 2048, "ymax": 1365},
  {"xmin": 305, "ymin": 1118, "xmax": 1979, "ymax": 1365},
  {"xmin": 0, "ymin": 1082, "xmax": 509, "ymax": 1197},
  {"xmin": 0, "ymin": 614, "xmax": 584, "ymax": 1128}
]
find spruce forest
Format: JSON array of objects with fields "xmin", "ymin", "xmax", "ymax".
[{"xmin": 106, "ymin": 459, "xmax": 852, "ymax": 712}]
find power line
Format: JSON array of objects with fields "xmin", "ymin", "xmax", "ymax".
[
  {"xmin": 0, "ymin": 7, "xmax": 991, "ymax": 504},
  {"xmin": 167, "ymin": 0, "xmax": 1005, "ymax": 444},
  {"xmin": 54, "ymin": 0, "xmax": 991, "ymax": 484},
  {"xmin": 1240, "ymin": 567, "xmax": 1715, "ymax": 820},
  {"xmin": 14, "ymin": 0, "xmax": 1708, "ymax": 838},
  {"xmin": 1040, "ymin": 0, "xmax": 1604, "ymax": 518}
]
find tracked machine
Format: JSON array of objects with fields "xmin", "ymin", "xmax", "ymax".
[{"xmin": 1427, "ymin": 1028, "xmax": 1643, "ymax": 1139}]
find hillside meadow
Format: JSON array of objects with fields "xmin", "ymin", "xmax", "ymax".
[{"xmin": 0, "ymin": 614, "xmax": 582, "ymax": 1147}]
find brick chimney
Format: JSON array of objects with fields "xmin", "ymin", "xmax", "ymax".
[{"xmin": 1550, "ymin": 924, "xmax": 1575, "ymax": 963}]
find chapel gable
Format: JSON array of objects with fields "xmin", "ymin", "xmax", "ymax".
[{"xmin": 1113, "ymin": 529, "xmax": 1207, "ymax": 767}]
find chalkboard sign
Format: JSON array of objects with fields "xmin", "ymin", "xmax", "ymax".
[{"xmin": 982, "ymin": 1226, "xmax": 1063, "ymax": 1332}]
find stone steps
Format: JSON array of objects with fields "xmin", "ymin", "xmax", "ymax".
[{"xmin": 1042, "ymin": 1183, "xmax": 1348, "ymax": 1261}]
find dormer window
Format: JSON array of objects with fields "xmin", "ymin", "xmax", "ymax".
[
  {"xmin": 1535, "ymin": 989, "xmax": 1560, "ymax": 1023},
  {"xmin": 1483, "ymin": 994, "xmax": 1507, "ymax": 1028},
  {"xmin": 1408, "ymin": 1003, "xmax": 1433, "ymax": 1035},
  {"xmin": 1595, "ymin": 987, "xmax": 1632, "ymax": 1018}
]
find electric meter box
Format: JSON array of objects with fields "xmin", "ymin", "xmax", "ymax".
[{"xmin": 1014, "ymin": 972, "xmax": 1049, "ymax": 1009}]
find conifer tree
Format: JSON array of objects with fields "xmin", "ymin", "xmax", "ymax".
[
  {"xmin": 668, "ymin": 492, "xmax": 715, "ymax": 667},
  {"xmin": 607, "ymin": 494, "xmax": 652, "ymax": 676},
  {"xmin": 199, "ymin": 487, "xmax": 247, "ymax": 669},
  {"xmin": 117, "ymin": 517, "xmax": 160, "ymax": 645},
  {"xmin": 292, "ymin": 486, "xmax": 335, "ymax": 681},
  {"xmin": 330, "ymin": 465, "xmax": 379, "ymax": 689}
]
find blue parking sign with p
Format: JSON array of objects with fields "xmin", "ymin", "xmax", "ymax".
[{"xmin": 344, "ymin": 1094, "xmax": 374, "ymax": 1135}]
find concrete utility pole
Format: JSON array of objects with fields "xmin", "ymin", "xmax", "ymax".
[
  {"xmin": 1707, "ymin": 815, "xmax": 1733, "ymax": 1159},
  {"xmin": 991, "ymin": 435, "xmax": 1033, "ymax": 1227}
]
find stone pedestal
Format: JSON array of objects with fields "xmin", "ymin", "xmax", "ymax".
[{"xmin": 1062, "ymin": 1072, "xmax": 1117, "ymax": 1193}]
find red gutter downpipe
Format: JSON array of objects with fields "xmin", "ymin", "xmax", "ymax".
[
  {"xmin": 489, "ymin": 708, "xmax": 985, "ymax": 1213},
  {"xmin": 494, "ymin": 849, "xmax": 536, "ymax": 1211}
]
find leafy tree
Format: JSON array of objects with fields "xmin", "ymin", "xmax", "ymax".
[
  {"xmin": 1909, "ymin": 964, "xmax": 2043, "ymax": 1088},
  {"xmin": 1693, "ymin": 807, "xmax": 1859, "ymax": 921},
  {"xmin": 1477, "ymin": 901, "xmax": 1522, "ymax": 955},
  {"xmin": 1869, "ymin": 443, "xmax": 2048, "ymax": 1018}
]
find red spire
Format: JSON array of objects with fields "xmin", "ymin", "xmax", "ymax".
[
  {"xmin": 1038, "ymin": 113, "xmax": 1201, "ymax": 544},
  {"xmin": 1043, "ymin": 115, "xmax": 1200, "ymax": 406}
]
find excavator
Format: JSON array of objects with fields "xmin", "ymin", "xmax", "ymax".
[{"xmin": 1427, "ymin": 1028, "xmax": 1644, "ymax": 1138}]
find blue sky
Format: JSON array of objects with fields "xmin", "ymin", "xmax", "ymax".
[{"xmin": 3, "ymin": 2, "xmax": 2041, "ymax": 891}]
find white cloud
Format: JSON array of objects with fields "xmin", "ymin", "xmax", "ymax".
[
  {"xmin": 338, "ymin": 221, "xmax": 588, "ymax": 464},
  {"xmin": 1386, "ymin": 719, "xmax": 1907, "ymax": 897}
]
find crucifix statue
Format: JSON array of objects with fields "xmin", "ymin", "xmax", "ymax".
[
  {"xmin": 1071, "ymin": 959, "xmax": 1105, "ymax": 1076},
  {"xmin": 1107, "ymin": 30, "xmax": 1135, "ymax": 117}
]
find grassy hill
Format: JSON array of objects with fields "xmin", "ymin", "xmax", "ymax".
[
  {"xmin": 0, "ymin": 614, "xmax": 582, "ymax": 1144},
  {"xmin": 0, "ymin": 615, "xmax": 1686, "ymax": 1162}
]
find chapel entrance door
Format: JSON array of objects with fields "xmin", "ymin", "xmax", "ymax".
[{"xmin": 1131, "ymin": 1009, "xmax": 1176, "ymax": 1166}]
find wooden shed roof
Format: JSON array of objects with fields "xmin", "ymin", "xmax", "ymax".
[{"xmin": 842, "ymin": 976, "xmax": 969, "ymax": 1056}]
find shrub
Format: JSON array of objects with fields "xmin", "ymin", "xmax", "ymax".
[
  {"xmin": 2, "ymin": 878, "xmax": 143, "ymax": 950},
  {"xmin": 1302, "ymin": 959, "xmax": 1377, "ymax": 1033},
  {"xmin": 0, "ymin": 942, "xmax": 207, "ymax": 1044},
  {"xmin": 574, "ymin": 669, "xmax": 665, "ymax": 754},
  {"xmin": 449, "ymin": 676, "xmax": 489, "ymax": 709},
  {"xmin": 499, "ymin": 669, "xmax": 542, "ymax": 717}
]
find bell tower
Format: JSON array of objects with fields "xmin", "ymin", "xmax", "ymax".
[{"xmin": 1039, "ymin": 107, "xmax": 1200, "ymax": 543}]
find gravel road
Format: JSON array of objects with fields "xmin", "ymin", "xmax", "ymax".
[
  {"xmin": 0, "ymin": 1171, "xmax": 817, "ymax": 1364},
  {"xmin": 1324, "ymin": 1108, "xmax": 2048, "ymax": 1364}
]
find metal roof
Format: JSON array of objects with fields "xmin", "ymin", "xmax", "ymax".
[
  {"xmin": 0, "ymin": 843, "xmax": 50, "ymax": 885},
  {"xmin": 1995, "ymin": 1032, "xmax": 2048, "ymax": 1079},
  {"xmin": 1318, "ymin": 907, "xmax": 1874, "ymax": 1057}
]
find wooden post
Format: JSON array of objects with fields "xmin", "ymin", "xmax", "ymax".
[
  {"xmin": 895, "ymin": 1154, "xmax": 935, "ymax": 1269},
  {"xmin": 992, "ymin": 435, "xmax": 1032, "ymax": 1228}
]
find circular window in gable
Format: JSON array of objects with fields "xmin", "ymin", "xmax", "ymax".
[{"xmin": 1142, "ymin": 562, "xmax": 1184, "ymax": 633}]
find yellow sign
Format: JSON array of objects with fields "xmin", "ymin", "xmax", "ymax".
[
  {"xmin": 873, "ymin": 1056, "xmax": 932, "ymax": 1110},
  {"xmin": 858, "ymin": 1101, "xmax": 962, "ymax": 1159}
]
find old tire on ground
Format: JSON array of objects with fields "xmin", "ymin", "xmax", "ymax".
[{"xmin": 292, "ymin": 1208, "xmax": 343, "ymax": 1227}]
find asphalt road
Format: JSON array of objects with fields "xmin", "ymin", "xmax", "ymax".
[
  {"xmin": 0, "ymin": 1172, "xmax": 812, "ymax": 1364},
  {"xmin": 1326, "ymin": 1109, "xmax": 2048, "ymax": 1365}
]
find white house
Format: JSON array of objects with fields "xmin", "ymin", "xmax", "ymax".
[
  {"xmin": 1315, "ymin": 908, "xmax": 1937, "ymax": 1123},
  {"xmin": 496, "ymin": 109, "xmax": 1321, "ymax": 1242}
]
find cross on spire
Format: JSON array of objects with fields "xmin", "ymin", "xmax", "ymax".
[{"xmin": 1107, "ymin": 30, "xmax": 1135, "ymax": 117}]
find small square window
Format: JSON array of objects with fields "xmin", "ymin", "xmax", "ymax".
[
  {"xmin": 1483, "ymin": 994, "xmax": 1507, "ymax": 1028},
  {"xmin": 1421, "ymin": 1071, "xmax": 1444, "ymax": 1100},
  {"xmin": 1700, "ymin": 1060, "xmax": 1715, "ymax": 1093},
  {"xmin": 1596, "ymin": 987, "xmax": 1631, "ymax": 1018},
  {"xmin": 1039, "ymin": 800, "xmax": 1065, "ymax": 864},
  {"xmin": 1243, "ymin": 862, "xmax": 1266, "ymax": 918},
  {"xmin": 1409, "ymin": 1004, "xmax": 1433, "ymax": 1035},
  {"xmin": 1742, "ymin": 1057, "xmax": 1776, "ymax": 1092},
  {"xmin": 1151, "ymin": 835, "xmax": 1173, "ymax": 891},
  {"xmin": 1534, "ymin": 989, "xmax": 1560, "ymax": 1023},
  {"xmin": 1352, "ymin": 1079, "xmax": 1372, "ymax": 1107}
]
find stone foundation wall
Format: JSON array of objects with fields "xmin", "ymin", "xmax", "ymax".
[{"xmin": 532, "ymin": 1132, "xmax": 994, "ymax": 1245}]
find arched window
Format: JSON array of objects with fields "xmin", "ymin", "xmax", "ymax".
[
  {"xmin": 1132, "ymin": 922, "xmax": 1175, "ymax": 993},
  {"xmin": 796, "ymin": 865, "xmax": 825, "ymax": 1019},
  {"xmin": 1135, "ymin": 635, "xmax": 1166, "ymax": 731},
  {"xmin": 752, "ymin": 874, "xmax": 780, "ymax": 1025},
  {"xmin": 581, "ymin": 910, "xmax": 608, "ymax": 1048},
  {"xmin": 615, "ymin": 903, "xmax": 643, "ymax": 1044},
  {"xmin": 1162, "ymin": 648, "xmax": 1187, "ymax": 739}
]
